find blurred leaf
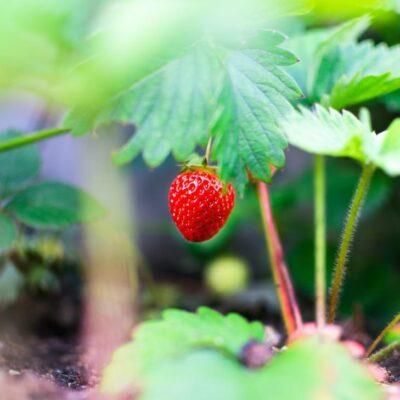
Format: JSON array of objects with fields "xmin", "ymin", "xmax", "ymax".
[
  {"xmin": 101, "ymin": 307, "xmax": 265, "ymax": 394},
  {"xmin": 328, "ymin": 41, "xmax": 400, "ymax": 108},
  {"xmin": 103, "ymin": 315, "xmax": 382, "ymax": 400},
  {"xmin": 6, "ymin": 182, "xmax": 106, "ymax": 228},
  {"xmin": 253, "ymin": 338, "xmax": 382, "ymax": 400},
  {"xmin": 374, "ymin": 118, "xmax": 400, "ymax": 176},
  {"xmin": 287, "ymin": 16, "xmax": 400, "ymax": 108},
  {"xmin": 0, "ymin": 130, "xmax": 41, "ymax": 197},
  {"xmin": 0, "ymin": 261, "xmax": 24, "ymax": 305},
  {"xmin": 0, "ymin": 213, "xmax": 17, "ymax": 254},
  {"xmin": 285, "ymin": 16, "xmax": 369, "ymax": 98},
  {"xmin": 212, "ymin": 40, "xmax": 303, "ymax": 189},
  {"xmin": 281, "ymin": 105, "xmax": 373, "ymax": 162}
]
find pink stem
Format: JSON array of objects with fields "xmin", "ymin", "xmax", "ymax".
[{"xmin": 258, "ymin": 181, "xmax": 303, "ymax": 334}]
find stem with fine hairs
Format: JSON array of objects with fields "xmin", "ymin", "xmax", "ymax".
[
  {"xmin": 366, "ymin": 312, "xmax": 400, "ymax": 358},
  {"xmin": 368, "ymin": 339, "xmax": 400, "ymax": 363},
  {"xmin": 314, "ymin": 155, "xmax": 326, "ymax": 329},
  {"xmin": 257, "ymin": 181, "xmax": 302, "ymax": 335},
  {"xmin": 328, "ymin": 164, "xmax": 375, "ymax": 323}
]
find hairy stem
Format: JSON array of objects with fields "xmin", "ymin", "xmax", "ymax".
[
  {"xmin": 366, "ymin": 312, "xmax": 400, "ymax": 357},
  {"xmin": 328, "ymin": 164, "xmax": 375, "ymax": 323},
  {"xmin": 368, "ymin": 339, "xmax": 400, "ymax": 363},
  {"xmin": 205, "ymin": 137, "xmax": 213, "ymax": 165},
  {"xmin": 315, "ymin": 155, "xmax": 326, "ymax": 329},
  {"xmin": 258, "ymin": 181, "xmax": 302, "ymax": 335},
  {"xmin": 0, "ymin": 127, "xmax": 70, "ymax": 153}
]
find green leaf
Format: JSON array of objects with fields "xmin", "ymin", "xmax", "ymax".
[
  {"xmin": 108, "ymin": 44, "xmax": 224, "ymax": 167},
  {"xmin": 0, "ymin": 213, "xmax": 17, "ymax": 253},
  {"xmin": 281, "ymin": 105, "xmax": 373, "ymax": 162},
  {"xmin": 5, "ymin": 182, "xmax": 106, "ymax": 228},
  {"xmin": 213, "ymin": 37, "xmax": 303, "ymax": 188},
  {"xmin": 287, "ymin": 16, "xmax": 400, "ymax": 108},
  {"xmin": 285, "ymin": 16, "xmax": 369, "ymax": 99},
  {"xmin": 253, "ymin": 338, "xmax": 383, "ymax": 400},
  {"xmin": 329, "ymin": 41, "xmax": 400, "ymax": 109},
  {"xmin": 101, "ymin": 307, "xmax": 265, "ymax": 395},
  {"xmin": 282, "ymin": 105, "xmax": 400, "ymax": 177},
  {"xmin": 103, "ymin": 315, "xmax": 383, "ymax": 400},
  {"xmin": 0, "ymin": 130, "xmax": 41, "ymax": 197},
  {"xmin": 373, "ymin": 118, "xmax": 400, "ymax": 176}
]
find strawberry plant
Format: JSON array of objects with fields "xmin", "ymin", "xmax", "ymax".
[{"xmin": 0, "ymin": 0, "xmax": 400, "ymax": 399}]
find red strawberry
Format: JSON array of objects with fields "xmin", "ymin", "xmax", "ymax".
[{"xmin": 168, "ymin": 169, "xmax": 235, "ymax": 242}]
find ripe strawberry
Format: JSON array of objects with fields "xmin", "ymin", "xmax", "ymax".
[{"xmin": 168, "ymin": 169, "xmax": 235, "ymax": 242}]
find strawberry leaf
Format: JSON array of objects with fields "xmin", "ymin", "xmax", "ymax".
[
  {"xmin": 101, "ymin": 307, "xmax": 265, "ymax": 395},
  {"xmin": 102, "ymin": 308, "xmax": 382, "ymax": 400},
  {"xmin": 286, "ymin": 16, "xmax": 400, "ymax": 108},
  {"xmin": 281, "ymin": 105, "xmax": 400, "ymax": 177},
  {"xmin": 108, "ymin": 44, "xmax": 224, "ymax": 167},
  {"xmin": 213, "ymin": 43, "xmax": 302, "ymax": 187}
]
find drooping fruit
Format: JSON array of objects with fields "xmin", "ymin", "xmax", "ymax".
[{"xmin": 168, "ymin": 169, "xmax": 235, "ymax": 242}]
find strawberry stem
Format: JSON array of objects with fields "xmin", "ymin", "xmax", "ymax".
[
  {"xmin": 368, "ymin": 339, "xmax": 400, "ymax": 363},
  {"xmin": 315, "ymin": 155, "xmax": 327, "ymax": 329},
  {"xmin": 366, "ymin": 312, "xmax": 400, "ymax": 358},
  {"xmin": 257, "ymin": 181, "xmax": 303, "ymax": 335}
]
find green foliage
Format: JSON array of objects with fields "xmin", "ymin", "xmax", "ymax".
[
  {"xmin": 281, "ymin": 106, "xmax": 400, "ymax": 176},
  {"xmin": 6, "ymin": 182, "xmax": 106, "ymax": 229},
  {"xmin": 68, "ymin": 30, "xmax": 302, "ymax": 190},
  {"xmin": 0, "ymin": 213, "xmax": 17, "ymax": 254},
  {"xmin": 286, "ymin": 16, "xmax": 400, "ymax": 108},
  {"xmin": 101, "ymin": 307, "xmax": 265, "ymax": 394},
  {"xmin": 102, "ymin": 308, "xmax": 382, "ymax": 400},
  {"xmin": 0, "ymin": 130, "xmax": 41, "ymax": 197}
]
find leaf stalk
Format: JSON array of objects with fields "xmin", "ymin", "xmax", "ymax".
[
  {"xmin": 0, "ymin": 127, "xmax": 70, "ymax": 153},
  {"xmin": 315, "ymin": 155, "xmax": 326, "ymax": 329},
  {"xmin": 328, "ymin": 163, "xmax": 375, "ymax": 323}
]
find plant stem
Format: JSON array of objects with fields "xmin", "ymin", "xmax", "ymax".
[
  {"xmin": 0, "ymin": 127, "xmax": 70, "ymax": 153},
  {"xmin": 368, "ymin": 339, "xmax": 400, "ymax": 363},
  {"xmin": 328, "ymin": 163, "xmax": 375, "ymax": 323},
  {"xmin": 366, "ymin": 312, "xmax": 400, "ymax": 357},
  {"xmin": 315, "ymin": 155, "xmax": 326, "ymax": 329},
  {"xmin": 258, "ymin": 181, "xmax": 302, "ymax": 335}
]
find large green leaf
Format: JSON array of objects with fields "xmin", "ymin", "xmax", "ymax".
[
  {"xmin": 101, "ymin": 307, "xmax": 265, "ymax": 395},
  {"xmin": 5, "ymin": 182, "xmax": 106, "ymax": 228},
  {"xmin": 75, "ymin": 30, "xmax": 301, "ymax": 190},
  {"xmin": 108, "ymin": 44, "xmax": 224, "ymax": 167},
  {"xmin": 0, "ymin": 130, "xmax": 41, "ymax": 197},
  {"xmin": 0, "ymin": 213, "xmax": 17, "ymax": 253},
  {"xmin": 102, "ymin": 307, "xmax": 383, "ymax": 400}
]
